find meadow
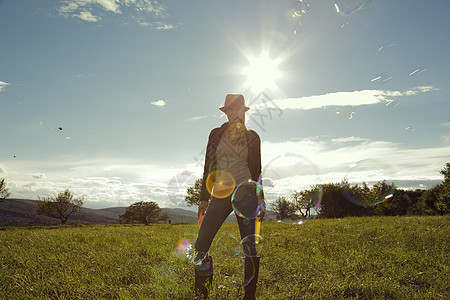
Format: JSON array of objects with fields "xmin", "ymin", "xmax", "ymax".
[{"xmin": 0, "ymin": 216, "xmax": 448, "ymax": 299}]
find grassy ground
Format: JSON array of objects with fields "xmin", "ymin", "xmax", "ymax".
[{"xmin": 0, "ymin": 216, "xmax": 448, "ymax": 299}]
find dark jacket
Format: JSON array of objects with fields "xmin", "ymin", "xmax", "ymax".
[{"xmin": 199, "ymin": 122, "xmax": 263, "ymax": 203}]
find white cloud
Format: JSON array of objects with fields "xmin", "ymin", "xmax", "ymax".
[
  {"xmin": 186, "ymin": 116, "xmax": 208, "ymax": 122},
  {"xmin": 154, "ymin": 22, "xmax": 177, "ymax": 30},
  {"xmin": 128, "ymin": 0, "xmax": 167, "ymax": 16},
  {"xmin": 58, "ymin": 0, "xmax": 168, "ymax": 24},
  {"xmin": 96, "ymin": 0, "xmax": 121, "ymax": 13},
  {"xmin": 5, "ymin": 157, "xmax": 203, "ymax": 209},
  {"xmin": 59, "ymin": 2, "xmax": 80, "ymax": 13},
  {"xmin": 77, "ymin": 10, "xmax": 101, "ymax": 22},
  {"xmin": 0, "ymin": 165, "xmax": 7, "ymax": 175},
  {"xmin": 150, "ymin": 100, "xmax": 166, "ymax": 107},
  {"xmin": 60, "ymin": 0, "xmax": 120, "ymax": 14},
  {"xmin": 251, "ymin": 86, "xmax": 437, "ymax": 112},
  {"xmin": 331, "ymin": 137, "xmax": 366, "ymax": 143},
  {"xmin": 258, "ymin": 137, "xmax": 449, "ymax": 202},
  {"xmin": 31, "ymin": 173, "xmax": 47, "ymax": 180},
  {"xmin": 0, "ymin": 81, "xmax": 10, "ymax": 92}
]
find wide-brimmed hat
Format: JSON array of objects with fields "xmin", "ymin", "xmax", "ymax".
[{"xmin": 219, "ymin": 94, "xmax": 250, "ymax": 112}]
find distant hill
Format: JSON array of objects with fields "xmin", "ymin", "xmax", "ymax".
[
  {"xmin": 0, "ymin": 199, "xmax": 277, "ymax": 226},
  {"xmin": 0, "ymin": 199, "xmax": 121, "ymax": 226}
]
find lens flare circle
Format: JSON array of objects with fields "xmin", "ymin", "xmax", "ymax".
[
  {"xmin": 340, "ymin": 159, "xmax": 397, "ymax": 207},
  {"xmin": 175, "ymin": 239, "xmax": 190, "ymax": 257},
  {"xmin": 167, "ymin": 170, "xmax": 198, "ymax": 205},
  {"xmin": 206, "ymin": 170, "xmax": 236, "ymax": 199},
  {"xmin": 212, "ymin": 233, "xmax": 262, "ymax": 288},
  {"xmin": 231, "ymin": 180, "xmax": 264, "ymax": 220},
  {"xmin": 260, "ymin": 153, "xmax": 320, "ymax": 202},
  {"xmin": 185, "ymin": 239, "xmax": 209, "ymax": 267},
  {"xmin": 241, "ymin": 234, "xmax": 263, "ymax": 257}
]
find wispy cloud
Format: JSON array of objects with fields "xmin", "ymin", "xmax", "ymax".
[
  {"xmin": 150, "ymin": 100, "xmax": 166, "ymax": 107},
  {"xmin": 252, "ymin": 86, "xmax": 437, "ymax": 112},
  {"xmin": 259, "ymin": 137, "xmax": 448, "ymax": 202},
  {"xmin": 0, "ymin": 165, "xmax": 7, "ymax": 175},
  {"xmin": 261, "ymin": 137, "xmax": 448, "ymax": 183},
  {"xmin": 0, "ymin": 81, "xmax": 10, "ymax": 92},
  {"xmin": 59, "ymin": 0, "xmax": 120, "ymax": 15},
  {"xmin": 77, "ymin": 10, "xmax": 101, "ymax": 22},
  {"xmin": 31, "ymin": 173, "xmax": 47, "ymax": 180},
  {"xmin": 4, "ymin": 157, "xmax": 202, "ymax": 209},
  {"xmin": 57, "ymin": 0, "xmax": 169, "ymax": 25},
  {"xmin": 154, "ymin": 22, "xmax": 177, "ymax": 30},
  {"xmin": 186, "ymin": 116, "xmax": 208, "ymax": 122}
]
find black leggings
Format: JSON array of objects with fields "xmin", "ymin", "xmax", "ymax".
[{"xmin": 194, "ymin": 194, "xmax": 258, "ymax": 260}]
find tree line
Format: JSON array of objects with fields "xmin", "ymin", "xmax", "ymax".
[{"xmin": 271, "ymin": 162, "xmax": 450, "ymax": 219}]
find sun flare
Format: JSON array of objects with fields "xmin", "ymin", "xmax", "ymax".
[{"xmin": 242, "ymin": 51, "xmax": 282, "ymax": 93}]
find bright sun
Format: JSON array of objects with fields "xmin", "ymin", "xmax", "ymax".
[{"xmin": 242, "ymin": 51, "xmax": 282, "ymax": 93}]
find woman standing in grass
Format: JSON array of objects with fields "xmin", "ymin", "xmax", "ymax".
[{"xmin": 193, "ymin": 94, "xmax": 265, "ymax": 300}]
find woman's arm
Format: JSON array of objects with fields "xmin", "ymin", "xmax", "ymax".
[{"xmin": 199, "ymin": 130, "xmax": 214, "ymax": 204}]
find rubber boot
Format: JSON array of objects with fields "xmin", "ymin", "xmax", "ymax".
[
  {"xmin": 194, "ymin": 255, "xmax": 213, "ymax": 300},
  {"xmin": 242, "ymin": 256, "xmax": 260, "ymax": 300}
]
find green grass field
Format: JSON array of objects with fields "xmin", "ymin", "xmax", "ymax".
[{"xmin": 1, "ymin": 216, "xmax": 448, "ymax": 299}]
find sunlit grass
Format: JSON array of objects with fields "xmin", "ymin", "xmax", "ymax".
[{"xmin": 0, "ymin": 216, "xmax": 448, "ymax": 299}]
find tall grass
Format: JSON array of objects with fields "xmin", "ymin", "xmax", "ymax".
[{"xmin": 0, "ymin": 216, "xmax": 448, "ymax": 299}]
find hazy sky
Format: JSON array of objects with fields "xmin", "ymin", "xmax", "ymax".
[{"xmin": 1, "ymin": 0, "xmax": 449, "ymax": 209}]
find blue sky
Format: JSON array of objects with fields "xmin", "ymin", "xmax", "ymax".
[{"xmin": 1, "ymin": 0, "xmax": 449, "ymax": 209}]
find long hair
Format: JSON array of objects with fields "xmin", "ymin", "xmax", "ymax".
[{"xmin": 226, "ymin": 118, "xmax": 247, "ymax": 147}]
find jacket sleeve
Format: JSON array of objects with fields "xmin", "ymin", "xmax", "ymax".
[
  {"xmin": 199, "ymin": 130, "xmax": 214, "ymax": 203},
  {"xmin": 248, "ymin": 130, "xmax": 264, "ymax": 201},
  {"xmin": 254, "ymin": 132, "xmax": 265, "ymax": 201}
]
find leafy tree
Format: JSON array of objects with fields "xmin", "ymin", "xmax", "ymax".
[
  {"xmin": 0, "ymin": 178, "xmax": 11, "ymax": 202},
  {"xmin": 431, "ymin": 163, "xmax": 450, "ymax": 215},
  {"xmin": 36, "ymin": 189, "xmax": 84, "ymax": 224},
  {"xmin": 319, "ymin": 182, "xmax": 365, "ymax": 218},
  {"xmin": 404, "ymin": 189, "xmax": 425, "ymax": 215},
  {"xmin": 349, "ymin": 182, "xmax": 371, "ymax": 206},
  {"xmin": 411, "ymin": 163, "xmax": 450, "ymax": 215},
  {"xmin": 291, "ymin": 186, "xmax": 322, "ymax": 218},
  {"xmin": 371, "ymin": 180, "xmax": 396, "ymax": 202},
  {"xmin": 364, "ymin": 180, "xmax": 397, "ymax": 215},
  {"xmin": 271, "ymin": 196, "xmax": 296, "ymax": 220},
  {"xmin": 185, "ymin": 176, "xmax": 203, "ymax": 207},
  {"xmin": 440, "ymin": 163, "xmax": 450, "ymax": 183},
  {"xmin": 160, "ymin": 210, "xmax": 170, "ymax": 223},
  {"xmin": 371, "ymin": 188, "xmax": 411, "ymax": 216},
  {"xmin": 120, "ymin": 201, "xmax": 162, "ymax": 225},
  {"xmin": 414, "ymin": 186, "xmax": 441, "ymax": 215},
  {"xmin": 436, "ymin": 163, "xmax": 450, "ymax": 214},
  {"xmin": 435, "ymin": 186, "xmax": 449, "ymax": 215}
]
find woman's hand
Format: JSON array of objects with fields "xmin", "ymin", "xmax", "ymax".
[
  {"xmin": 257, "ymin": 204, "xmax": 266, "ymax": 221},
  {"xmin": 198, "ymin": 201, "xmax": 208, "ymax": 219}
]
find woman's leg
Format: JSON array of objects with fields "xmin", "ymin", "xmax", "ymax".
[
  {"xmin": 236, "ymin": 184, "xmax": 259, "ymax": 256},
  {"xmin": 237, "ymin": 216, "xmax": 260, "ymax": 300},
  {"xmin": 193, "ymin": 197, "xmax": 233, "ymax": 299},
  {"xmin": 195, "ymin": 197, "xmax": 233, "ymax": 254},
  {"xmin": 236, "ymin": 216, "xmax": 257, "ymax": 257}
]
